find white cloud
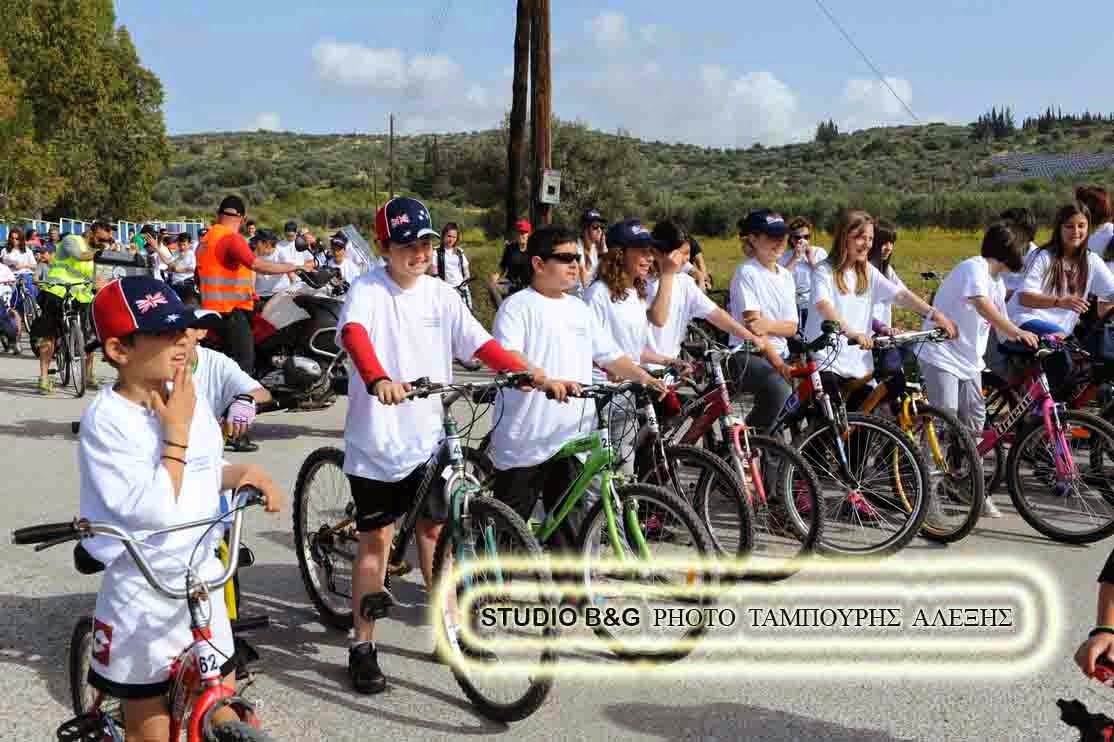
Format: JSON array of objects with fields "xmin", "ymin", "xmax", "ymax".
[
  {"xmin": 311, "ymin": 39, "xmax": 459, "ymax": 93},
  {"xmin": 840, "ymin": 76, "xmax": 915, "ymax": 130},
  {"xmin": 587, "ymin": 12, "xmax": 630, "ymax": 48},
  {"xmin": 254, "ymin": 112, "xmax": 281, "ymax": 131}
]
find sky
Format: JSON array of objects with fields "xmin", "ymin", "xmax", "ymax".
[{"xmin": 115, "ymin": 0, "xmax": 1114, "ymax": 148}]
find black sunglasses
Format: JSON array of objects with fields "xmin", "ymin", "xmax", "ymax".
[
  {"xmin": 789, "ymin": 233, "xmax": 810, "ymax": 242},
  {"xmin": 545, "ymin": 252, "xmax": 582, "ymax": 264}
]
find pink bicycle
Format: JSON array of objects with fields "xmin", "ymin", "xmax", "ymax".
[
  {"xmin": 982, "ymin": 337, "xmax": 1114, "ymax": 544},
  {"xmin": 12, "ymin": 487, "xmax": 274, "ymax": 742}
]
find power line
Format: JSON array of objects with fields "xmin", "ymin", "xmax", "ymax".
[{"xmin": 812, "ymin": 0, "xmax": 919, "ymax": 123}]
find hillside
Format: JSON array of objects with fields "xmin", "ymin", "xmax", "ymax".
[{"xmin": 150, "ymin": 115, "xmax": 1114, "ymax": 234}]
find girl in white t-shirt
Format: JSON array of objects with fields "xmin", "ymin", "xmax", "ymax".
[
  {"xmin": 1007, "ymin": 201, "xmax": 1114, "ymax": 338},
  {"xmin": 4, "ymin": 229, "xmax": 37, "ymax": 344},
  {"xmin": 573, "ymin": 209, "xmax": 606, "ymax": 297},
  {"xmin": 1079, "ymin": 186, "xmax": 1114, "ymax": 260},
  {"xmin": 804, "ymin": 209, "xmax": 957, "ymax": 387},
  {"xmin": 868, "ymin": 220, "xmax": 908, "ymax": 334},
  {"xmin": 778, "ymin": 216, "xmax": 828, "ymax": 329}
]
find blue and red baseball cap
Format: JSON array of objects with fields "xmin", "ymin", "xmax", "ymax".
[
  {"xmin": 375, "ymin": 196, "xmax": 439, "ymax": 245},
  {"xmin": 739, "ymin": 209, "xmax": 790, "ymax": 238},
  {"xmin": 89, "ymin": 276, "xmax": 222, "ymax": 351}
]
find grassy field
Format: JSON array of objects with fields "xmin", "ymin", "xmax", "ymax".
[{"xmin": 446, "ymin": 226, "xmax": 1034, "ymax": 330}]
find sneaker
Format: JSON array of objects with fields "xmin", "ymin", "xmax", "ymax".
[
  {"xmin": 348, "ymin": 642, "xmax": 387, "ymax": 694},
  {"xmin": 225, "ymin": 435, "xmax": 260, "ymax": 453},
  {"xmin": 981, "ymin": 497, "xmax": 1003, "ymax": 519},
  {"xmin": 37, "ymin": 378, "xmax": 52, "ymax": 395}
]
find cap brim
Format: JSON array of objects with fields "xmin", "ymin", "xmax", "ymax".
[
  {"xmin": 761, "ymin": 225, "xmax": 790, "ymax": 238},
  {"xmin": 86, "ymin": 309, "xmax": 223, "ymax": 353}
]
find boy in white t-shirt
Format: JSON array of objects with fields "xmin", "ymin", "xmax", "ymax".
[
  {"xmin": 489, "ymin": 225, "xmax": 665, "ymax": 540},
  {"xmin": 918, "ymin": 223, "xmax": 1038, "ymax": 519},
  {"xmin": 327, "ymin": 232, "xmax": 364, "ymax": 286},
  {"xmin": 79, "ymin": 276, "xmax": 283, "ymax": 741},
  {"xmin": 336, "ymin": 197, "xmax": 545, "ymax": 695}
]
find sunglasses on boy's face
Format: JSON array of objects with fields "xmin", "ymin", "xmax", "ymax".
[
  {"xmin": 545, "ymin": 252, "xmax": 582, "ymax": 264},
  {"xmin": 790, "ymin": 233, "xmax": 810, "ymax": 243}
]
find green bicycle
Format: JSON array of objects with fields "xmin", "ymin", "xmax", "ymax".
[{"xmin": 527, "ymin": 378, "xmax": 719, "ymax": 664}]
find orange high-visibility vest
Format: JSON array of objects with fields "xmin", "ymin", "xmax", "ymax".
[{"xmin": 196, "ymin": 223, "xmax": 255, "ymax": 312}]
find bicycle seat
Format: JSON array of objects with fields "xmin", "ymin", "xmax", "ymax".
[{"xmin": 73, "ymin": 542, "xmax": 105, "ymax": 575}]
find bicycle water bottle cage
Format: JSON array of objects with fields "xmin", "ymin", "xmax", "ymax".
[{"xmin": 360, "ymin": 591, "xmax": 395, "ymax": 621}]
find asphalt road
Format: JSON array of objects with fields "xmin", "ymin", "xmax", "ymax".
[{"xmin": 0, "ymin": 348, "xmax": 1111, "ymax": 742}]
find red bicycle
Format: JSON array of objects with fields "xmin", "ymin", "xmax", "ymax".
[
  {"xmin": 661, "ymin": 342, "xmax": 824, "ymax": 581},
  {"xmin": 12, "ymin": 487, "xmax": 274, "ymax": 742}
]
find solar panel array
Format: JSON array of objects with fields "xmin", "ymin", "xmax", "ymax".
[{"xmin": 988, "ymin": 152, "xmax": 1114, "ymax": 184}]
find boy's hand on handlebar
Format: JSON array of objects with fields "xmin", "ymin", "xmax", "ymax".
[
  {"xmin": 1058, "ymin": 295, "xmax": 1090, "ymax": 314},
  {"xmin": 541, "ymin": 379, "xmax": 581, "ymax": 402},
  {"xmin": 640, "ymin": 373, "xmax": 670, "ymax": 400},
  {"xmin": 525, "ymin": 364, "xmax": 546, "ymax": 389},
  {"xmin": 772, "ymin": 358, "xmax": 793, "ymax": 384},
  {"xmin": 235, "ymin": 466, "xmax": 284, "ymax": 513},
  {"xmin": 371, "ymin": 379, "xmax": 411, "ymax": 405},
  {"xmin": 668, "ymin": 358, "xmax": 695, "ymax": 378},
  {"xmin": 1015, "ymin": 329, "xmax": 1040, "ymax": 349},
  {"xmin": 1075, "ymin": 634, "xmax": 1114, "ymax": 677},
  {"xmin": 937, "ymin": 316, "xmax": 959, "ymax": 340},
  {"xmin": 848, "ymin": 331, "xmax": 873, "ymax": 350}
]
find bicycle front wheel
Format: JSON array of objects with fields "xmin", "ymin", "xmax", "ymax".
[
  {"xmin": 69, "ymin": 317, "xmax": 86, "ymax": 398},
  {"xmin": 578, "ymin": 482, "xmax": 716, "ymax": 663},
  {"xmin": 432, "ymin": 495, "xmax": 555, "ymax": 722},
  {"xmin": 292, "ymin": 447, "xmax": 356, "ymax": 630},
  {"xmin": 793, "ymin": 413, "xmax": 930, "ymax": 557},
  {"xmin": 909, "ymin": 403, "xmax": 984, "ymax": 544},
  {"xmin": 69, "ymin": 616, "xmax": 125, "ymax": 726},
  {"xmin": 1007, "ymin": 410, "xmax": 1114, "ymax": 544},
  {"xmin": 55, "ymin": 324, "xmax": 71, "ymax": 388}
]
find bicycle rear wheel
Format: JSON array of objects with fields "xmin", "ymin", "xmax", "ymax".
[
  {"xmin": 1007, "ymin": 410, "xmax": 1114, "ymax": 543},
  {"xmin": 292, "ymin": 447, "xmax": 356, "ymax": 630},
  {"xmin": 909, "ymin": 403, "xmax": 984, "ymax": 544},
  {"xmin": 68, "ymin": 317, "xmax": 86, "ymax": 398},
  {"xmin": 432, "ymin": 495, "xmax": 555, "ymax": 722},
  {"xmin": 793, "ymin": 413, "xmax": 930, "ymax": 557},
  {"xmin": 578, "ymin": 482, "xmax": 717, "ymax": 663}
]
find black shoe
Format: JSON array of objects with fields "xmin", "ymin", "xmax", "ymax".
[
  {"xmin": 225, "ymin": 435, "xmax": 260, "ymax": 453},
  {"xmin": 348, "ymin": 643, "xmax": 387, "ymax": 694}
]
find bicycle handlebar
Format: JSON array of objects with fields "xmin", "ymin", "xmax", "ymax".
[
  {"xmin": 404, "ymin": 372, "xmax": 537, "ymax": 403},
  {"xmin": 858, "ymin": 328, "xmax": 949, "ymax": 349},
  {"xmin": 11, "ymin": 486, "xmax": 266, "ymax": 600}
]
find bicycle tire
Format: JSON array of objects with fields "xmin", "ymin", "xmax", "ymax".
[
  {"xmin": 56, "ymin": 322, "xmax": 71, "ymax": 388},
  {"xmin": 1007, "ymin": 410, "xmax": 1114, "ymax": 544},
  {"xmin": 69, "ymin": 316, "xmax": 86, "ymax": 398},
  {"xmin": 69, "ymin": 616, "xmax": 125, "ymax": 725},
  {"xmin": 206, "ymin": 721, "xmax": 275, "ymax": 741},
  {"xmin": 792, "ymin": 412, "xmax": 930, "ymax": 557},
  {"xmin": 578, "ymin": 482, "xmax": 716, "ymax": 663},
  {"xmin": 641, "ymin": 442, "xmax": 756, "ymax": 559},
  {"xmin": 706, "ymin": 434, "xmax": 825, "ymax": 581},
  {"xmin": 981, "ymin": 384, "xmax": 1014, "ymax": 495},
  {"xmin": 431, "ymin": 496, "xmax": 554, "ymax": 722},
  {"xmin": 292, "ymin": 447, "xmax": 356, "ymax": 630},
  {"xmin": 910, "ymin": 403, "xmax": 984, "ymax": 544},
  {"xmin": 20, "ymin": 286, "xmax": 37, "ymax": 340}
]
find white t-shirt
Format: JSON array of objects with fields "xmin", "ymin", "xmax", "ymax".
[
  {"xmin": 645, "ymin": 272, "xmax": 718, "ymax": 358},
  {"xmin": 257, "ymin": 241, "xmax": 302, "ymax": 296},
  {"xmin": 3, "ymin": 248, "xmax": 35, "ymax": 275},
  {"xmin": 338, "ymin": 270, "xmax": 492, "ymax": 481},
  {"xmin": 328, "ymin": 257, "xmax": 362, "ymax": 285},
  {"xmin": 489, "ymin": 288, "xmax": 623, "ymax": 470},
  {"xmin": 871, "ymin": 265, "xmax": 907, "ymax": 328},
  {"xmin": 79, "ymin": 387, "xmax": 226, "ymax": 579},
  {"xmin": 431, "ymin": 247, "xmax": 470, "ymax": 287},
  {"xmin": 1001, "ymin": 242, "xmax": 1040, "ymax": 295},
  {"xmin": 778, "ymin": 246, "xmax": 828, "ymax": 308},
  {"xmin": 575, "ymin": 239, "xmax": 603, "ymax": 293},
  {"xmin": 194, "ymin": 346, "xmax": 260, "ymax": 418},
  {"xmin": 804, "ymin": 261, "xmax": 901, "ymax": 379},
  {"xmin": 1088, "ymin": 222, "xmax": 1114, "ymax": 259},
  {"xmin": 917, "ymin": 257, "xmax": 1003, "ymax": 380},
  {"xmin": 585, "ymin": 281, "xmax": 650, "ymax": 382},
  {"xmin": 168, "ymin": 247, "xmax": 196, "ymax": 285},
  {"xmin": 730, "ymin": 258, "xmax": 797, "ymax": 358},
  {"xmin": 1007, "ymin": 249, "xmax": 1114, "ymax": 334}
]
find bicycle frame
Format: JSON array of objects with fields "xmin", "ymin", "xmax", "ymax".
[{"xmin": 978, "ymin": 368, "xmax": 1075, "ymax": 479}]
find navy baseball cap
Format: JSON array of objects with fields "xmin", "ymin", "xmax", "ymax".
[
  {"xmin": 581, "ymin": 208, "xmax": 606, "ymax": 226},
  {"xmin": 740, "ymin": 209, "xmax": 789, "ymax": 238},
  {"xmin": 606, "ymin": 218, "xmax": 660, "ymax": 249},
  {"xmin": 375, "ymin": 196, "xmax": 438, "ymax": 245},
  {"xmin": 251, "ymin": 229, "xmax": 279, "ymax": 247},
  {"xmin": 89, "ymin": 276, "xmax": 222, "ymax": 351},
  {"xmin": 284, "ymin": 221, "xmax": 298, "ymax": 234},
  {"xmin": 330, "ymin": 231, "xmax": 348, "ymax": 248}
]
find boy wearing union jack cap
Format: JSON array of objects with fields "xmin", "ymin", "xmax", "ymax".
[{"xmin": 78, "ymin": 275, "xmax": 286, "ymax": 738}]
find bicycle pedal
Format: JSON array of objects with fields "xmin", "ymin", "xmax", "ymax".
[
  {"xmin": 56, "ymin": 712, "xmax": 120, "ymax": 742},
  {"xmin": 360, "ymin": 591, "xmax": 395, "ymax": 621}
]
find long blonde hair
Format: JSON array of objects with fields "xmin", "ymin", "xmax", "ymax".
[
  {"xmin": 594, "ymin": 246, "xmax": 647, "ymax": 301},
  {"xmin": 826, "ymin": 209, "xmax": 873, "ymax": 296}
]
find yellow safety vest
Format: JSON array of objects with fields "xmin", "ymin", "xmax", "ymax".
[{"xmin": 43, "ymin": 253, "xmax": 94, "ymax": 303}]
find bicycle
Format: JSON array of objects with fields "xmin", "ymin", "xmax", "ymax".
[
  {"xmin": 976, "ymin": 337, "xmax": 1114, "ymax": 544},
  {"xmin": 11, "ymin": 486, "xmax": 274, "ymax": 742},
  {"xmin": 851, "ymin": 328, "xmax": 985, "ymax": 544},
  {"xmin": 36, "ymin": 279, "xmax": 94, "ymax": 398},
  {"xmin": 526, "ymin": 379, "xmax": 718, "ymax": 663},
  {"xmin": 292, "ymin": 372, "xmax": 553, "ymax": 722},
  {"xmin": 766, "ymin": 320, "xmax": 932, "ymax": 557},
  {"xmin": 13, "ymin": 272, "xmax": 39, "ymax": 346},
  {"xmin": 657, "ymin": 342, "xmax": 823, "ymax": 581}
]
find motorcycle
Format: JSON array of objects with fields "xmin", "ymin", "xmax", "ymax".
[{"xmin": 202, "ymin": 268, "xmax": 350, "ymax": 413}]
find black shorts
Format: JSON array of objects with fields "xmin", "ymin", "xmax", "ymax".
[
  {"xmin": 30, "ymin": 291, "xmax": 92, "ymax": 346},
  {"xmin": 87, "ymin": 656, "xmax": 237, "ymax": 701},
  {"xmin": 348, "ymin": 462, "xmax": 448, "ymax": 533},
  {"xmin": 494, "ymin": 456, "xmax": 582, "ymax": 549}
]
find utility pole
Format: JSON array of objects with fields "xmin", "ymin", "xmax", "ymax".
[
  {"xmin": 388, "ymin": 113, "xmax": 395, "ymax": 198},
  {"xmin": 506, "ymin": 0, "xmax": 531, "ymax": 238},
  {"xmin": 370, "ymin": 142, "xmax": 378, "ymax": 211},
  {"xmin": 529, "ymin": 0, "xmax": 552, "ymax": 226}
]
